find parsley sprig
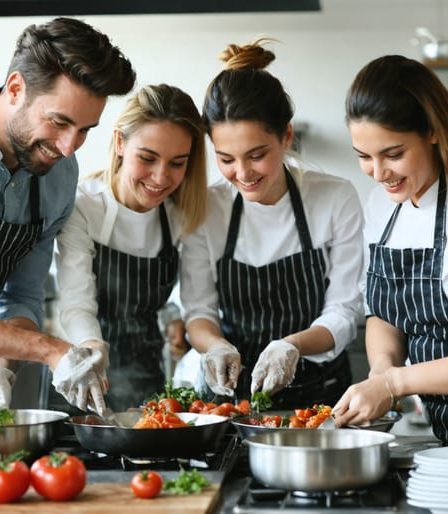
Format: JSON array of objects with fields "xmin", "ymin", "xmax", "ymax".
[{"xmin": 163, "ymin": 469, "xmax": 210, "ymax": 495}]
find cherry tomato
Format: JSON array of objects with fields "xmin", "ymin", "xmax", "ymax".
[
  {"xmin": 188, "ymin": 399, "xmax": 206, "ymax": 413},
  {"xmin": 0, "ymin": 453, "xmax": 30, "ymax": 503},
  {"xmin": 158, "ymin": 398, "xmax": 183, "ymax": 413},
  {"xmin": 131, "ymin": 471, "xmax": 163, "ymax": 499},
  {"xmin": 31, "ymin": 452, "xmax": 86, "ymax": 501}
]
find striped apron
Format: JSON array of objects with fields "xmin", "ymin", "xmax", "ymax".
[
  {"xmin": 216, "ymin": 170, "xmax": 351, "ymax": 408},
  {"xmin": 367, "ymin": 173, "xmax": 448, "ymax": 442},
  {"xmin": 0, "ymin": 176, "xmax": 42, "ymax": 288},
  {"xmin": 92, "ymin": 202, "xmax": 178, "ymax": 411}
]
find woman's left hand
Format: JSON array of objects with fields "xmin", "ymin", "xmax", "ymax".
[{"xmin": 332, "ymin": 373, "xmax": 394, "ymax": 427}]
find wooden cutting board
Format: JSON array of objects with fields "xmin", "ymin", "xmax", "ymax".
[{"xmin": 7, "ymin": 482, "xmax": 220, "ymax": 514}]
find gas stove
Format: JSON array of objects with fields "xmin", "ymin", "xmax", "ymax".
[{"xmin": 233, "ymin": 472, "xmax": 405, "ymax": 513}]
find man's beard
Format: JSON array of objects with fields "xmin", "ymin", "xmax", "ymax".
[{"xmin": 7, "ymin": 110, "xmax": 56, "ymax": 176}]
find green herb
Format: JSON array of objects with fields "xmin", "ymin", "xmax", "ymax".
[
  {"xmin": 250, "ymin": 391, "xmax": 272, "ymax": 413},
  {"xmin": 147, "ymin": 382, "xmax": 200, "ymax": 410},
  {"xmin": 0, "ymin": 408, "xmax": 14, "ymax": 426},
  {"xmin": 163, "ymin": 468, "xmax": 210, "ymax": 495}
]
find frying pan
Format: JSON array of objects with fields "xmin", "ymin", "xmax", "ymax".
[
  {"xmin": 246, "ymin": 429, "xmax": 395, "ymax": 491},
  {"xmin": 67, "ymin": 411, "xmax": 229, "ymax": 458},
  {"xmin": 232, "ymin": 410, "xmax": 402, "ymax": 439}
]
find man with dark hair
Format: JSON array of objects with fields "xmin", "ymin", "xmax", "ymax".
[{"xmin": 0, "ymin": 17, "xmax": 135, "ymax": 414}]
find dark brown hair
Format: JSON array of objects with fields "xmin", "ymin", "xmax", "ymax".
[
  {"xmin": 346, "ymin": 55, "xmax": 448, "ymax": 173},
  {"xmin": 7, "ymin": 17, "xmax": 135, "ymax": 99},
  {"xmin": 203, "ymin": 39, "xmax": 293, "ymax": 140}
]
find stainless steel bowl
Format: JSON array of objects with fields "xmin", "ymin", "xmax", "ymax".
[
  {"xmin": 246, "ymin": 429, "xmax": 395, "ymax": 491},
  {"xmin": 347, "ymin": 411, "xmax": 402, "ymax": 432},
  {"xmin": 0, "ymin": 409, "xmax": 69, "ymax": 459}
]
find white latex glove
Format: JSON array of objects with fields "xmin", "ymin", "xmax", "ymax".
[
  {"xmin": 251, "ymin": 339, "xmax": 300, "ymax": 395},
  {"xmin": 202, "ymin": 342, "xmax": 241, "ymax": 396},
  {"xmin": 79, "ymin": 339, "xmax": 109, "ymax": 389},
  {"xmin": 0, "ymin": 368, "xmax": 15, "ymax": 408},
  {"xmin": 52, "ymin": 346, "xmax": 106, "ymax": 416}
]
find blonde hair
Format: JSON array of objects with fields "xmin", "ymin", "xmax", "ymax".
[
  {"xmin": 219, "ymin": 38, "xmax": 275, "ymax": 70},
  {"xmin": 90, "ymin": 84, "xmax": 207, "ymax": 234}
]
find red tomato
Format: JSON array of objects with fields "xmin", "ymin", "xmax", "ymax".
[
  {"xmin": 31, "ymin": 452, "xmax": 86, "ymax": 501},
  {"xmin": 236, "ymin": 399, "xmax": 251, "ymax": 416},
  {"xmin": 131, "ymin": 471, "xmax": 163, "ymax": 499},
  {"xmin": 188, "ymin": 399, "xmax": 206, "ymax": 413},
  {"xmin": 0, "ymin": 455, "xmax": 30, "ymax": 503},
  {"xmin": 158, "ymin": 398, "xmax": 183, "ymax": 413}
]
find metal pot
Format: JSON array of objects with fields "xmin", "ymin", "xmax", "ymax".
[
  {"xmin": 67, "ymin": 411, "xmax": 229, "ymax": 458},
  {"xmin": 0, "ymin": 409, "xmax": 68, "ymax": 460},
  {"xmin": 246, "ymin": 429, "xmax": 395, "ymax": 491}
]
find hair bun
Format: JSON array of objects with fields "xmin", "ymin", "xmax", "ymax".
[{"xmin": 219, "ymin": 38, "xmax": 275, "ymax": 71}]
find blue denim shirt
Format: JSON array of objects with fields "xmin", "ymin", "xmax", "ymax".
[{"xmin": 0, "ymin": 155, "xmax": 78, "ymax": 327}]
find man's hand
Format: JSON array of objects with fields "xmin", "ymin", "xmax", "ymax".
[{"xmin": 0, "ymin": 368, "xmax": 15, "ymax": 408}]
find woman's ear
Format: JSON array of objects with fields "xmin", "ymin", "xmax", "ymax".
[
  {"xmin": 429, "ymin": 131, "xmax": 438, "ymax": 145},
  {"xmin": 113, "ymin": 129, "xmax": 124, "ymax": 156},
  {"xmin": 283, "ymin": 123, "xmax": 294, "ymax": 149}
]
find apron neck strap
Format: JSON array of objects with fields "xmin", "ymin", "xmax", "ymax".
[
  {"xmin": 223, "ymin": 167, "xmax": 314, "ymax": 258},
  {"xmin": 29, "ymin": 175, "xmax": 40, "ymax": 223},
  {"xmin": 158, "ymin": 202, "xmax": 173, "ymax": 250}
]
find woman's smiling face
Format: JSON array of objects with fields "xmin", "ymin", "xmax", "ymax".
[
  {"xmin": 349, "ymin": 120, "xmax": 439, "ymax": 205},
  {"xmin": 211, "ymin": 120, "xmax": 292, "ymax": 205}
]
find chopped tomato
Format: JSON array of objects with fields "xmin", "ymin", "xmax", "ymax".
[
  {"xmin": 261, "ymin": 415, "xmax": 282, "ymax": 427},
  {"xmin": 188, "ymin": 399, "xmax": 206, "ymax": 413},
  {"xmin": 157, "ymin": 398, "xmax": 183, "ymax": 413},
  {"xmin": 235, "ymin": 399, "xmax": 251, "ymax": 415}
]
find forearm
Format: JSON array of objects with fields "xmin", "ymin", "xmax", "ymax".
[
  {"xmin": 186, "ymin": 318, "xmax": 229, "ymax": 353},
  {"xmin": 388, "ymin": 358, "xmax": 448, "ymax": 398},
  {"xmin": 365, "ymin": 316, "xmax": 407, "ymax": 374},
  {"xmin": 284, "ymin": 325, "xmax": 334, "ymax": 355},
  {"xmin": 0, "ymin": 319, "xmax": 70, "ymax": 369}
]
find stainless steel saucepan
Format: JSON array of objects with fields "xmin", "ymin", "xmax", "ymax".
[
  {"xmin": 246, "ymin": 429, "xmax": 395, "ymax": 491},
  {"xmin": 0, "ymin": 409, "xmax": 69, "ymax": 459}
]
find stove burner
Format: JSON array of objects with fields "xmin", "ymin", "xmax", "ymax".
[{"xmin": 234, "ymin": 473, "xmax": 405, "ymax": 512}]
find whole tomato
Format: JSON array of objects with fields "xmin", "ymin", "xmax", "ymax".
[
  {"xmin": 157, "ymin": 398, "xmax": 183, "ymax": 413},
  {"xmin": 31, "ymin": 452, "xmax": 86, "ymax": 501},
  {"xmin": 131, "ymin": 471, "xmax": 163, "ymax": 499},
  {"xmin": 0, "ymin": 452, "xmax": 30, "ymax": 503}
]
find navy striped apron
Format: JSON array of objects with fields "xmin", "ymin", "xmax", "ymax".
[
  {"xmin": 0, "ymin": 176, "xmax": 42, "ymax": 288},
  {"xmin": 367, "ymin": 173, "xmax": 448, "ymax": 442},
  {"xmin": 92, "ymin": 203, "xmax": 178, "ymax": 411},
  {"xmin": 216, "ymin": 170, "xmax": 351, "ymax": 408}
]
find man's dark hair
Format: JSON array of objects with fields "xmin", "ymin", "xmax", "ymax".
[{"xmin": 7, "ymin": 17, "xmax": 135, "ymax": 99}]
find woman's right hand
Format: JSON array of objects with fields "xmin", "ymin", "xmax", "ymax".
[
  {"xmin": 332, "ymin": 373, "xmax": 394, "ymax": 427},
  {"xmin": 202, "ymin": 341, "xmax": 241, "ymax": 397}
]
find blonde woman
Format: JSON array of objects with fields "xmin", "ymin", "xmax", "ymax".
[{"xmin": 56, "ymin": 84, "xmax": 207, "ymax": 410}]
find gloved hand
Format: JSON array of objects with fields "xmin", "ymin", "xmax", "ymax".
[
  {"xmin": 79, "ymin": 339, "xmax": 110, "ymax": 390},
  {"xmin": 52, "ymin": 346, "xmax": 106, "ymax": 416},
  {"xmin": 202, "ymin": 342, "xmax": 241, "ymax": 396},
  {"xmin": 0, "ymin": 368, "xmax": 15, "ymax": 408},
  {"xmin": 251, "ymin": 339, "xmax": 300, "ymax": 395}
]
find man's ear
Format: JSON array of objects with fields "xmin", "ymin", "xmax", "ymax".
[{"xmin": 4, "ymin": 71, "xmax": 26, "ymax": 106}]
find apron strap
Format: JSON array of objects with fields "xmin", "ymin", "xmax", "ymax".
[
  {"xmin": 378, "ymin": 203, "xmax": 402, "ymax": 245},
  {"xmin": 29, "ymin": 176, "xmax": 40, "ymax": 224},
  {"xmin": 158, "ymin": 202, "xmax": 173, "ymax": 252},
  {"xmin": 285, "ymin": 168, "xmax": 313, "ymax": 250},
  {"xmin": 434, "ymin": 172, "xmax": 447, "ymax": 251},
  {"xmin": 222, "ymin": 168, "xmax": 314, "ymax": 258},
  {"xmin": 98, "ymin": 191, "xmax": 119, "ymax": 246}
]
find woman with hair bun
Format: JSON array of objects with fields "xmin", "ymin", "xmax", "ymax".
[
  {"xmin": 333, "ymin": 55, "xmax": 448, "ymax": 442},
  {"xmin": 181, "ymin": 40, "xmax": 363, "ymax": 408},
  {"xmin": 56, "ymin": 84, "xmax": 207, "ymax": 411}
]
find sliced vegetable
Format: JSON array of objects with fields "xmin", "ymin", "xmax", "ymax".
[
  {"xmin": 163, "ymin": 468, "xmax": 210, "ymax": 495},
  {"xmin": 146, "ymin": 383, "xmax": 199, "ymax": 411}
]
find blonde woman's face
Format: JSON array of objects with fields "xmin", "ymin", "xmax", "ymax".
[
  {"xmin": 115, "ymin": 121, "xmax": 192, "ymax": 212},
  {"xmin": 211, "ymin": 120, "xmax": 291, "ymax": 205}
]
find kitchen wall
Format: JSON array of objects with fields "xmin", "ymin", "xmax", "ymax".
[{"xmin": 0, "ymin": 0, "xmax": 446, "ymax": 203}]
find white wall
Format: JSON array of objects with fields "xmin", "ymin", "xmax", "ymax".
[{"xmin": 0, "ymin": 0, "xmax": 446, "ymax": 203}]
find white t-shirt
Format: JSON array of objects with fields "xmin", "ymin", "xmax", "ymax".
[
  {"xmin": 56, "ymin": 177, "xmax": 183, "ymax": 344},
  {"xmin": 181, "ymin": 167, "xmax": 364, "ymax": 363},
  {"xmin": 362, "ymin": 178, "xmax": 448, "ymax": 312}
]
